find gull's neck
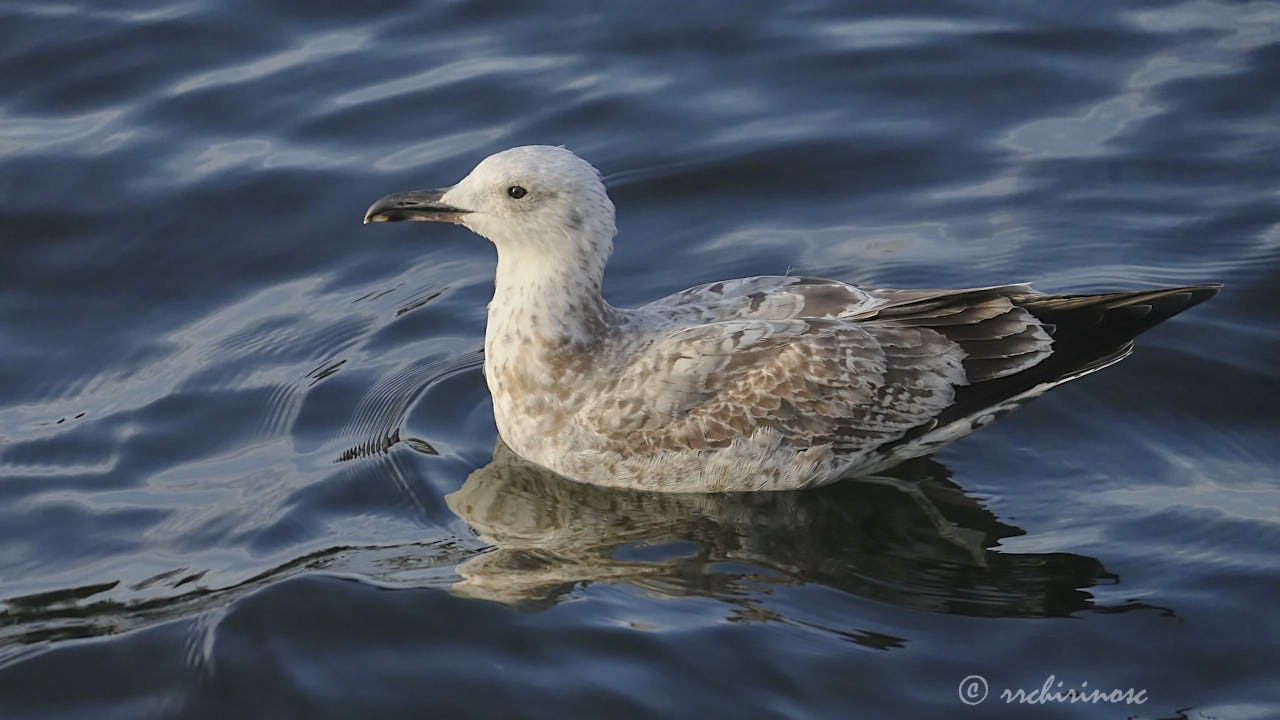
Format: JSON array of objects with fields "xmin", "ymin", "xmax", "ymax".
[
  {"xmin": 486, "ymin": 240, "xmax": 619, "ymax": 359},
  {"xmin": 483, "ymin": 240, "xmax": 618, "ymax": 463}
]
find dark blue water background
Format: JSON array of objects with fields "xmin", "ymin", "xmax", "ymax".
[{"xmin": 2, "ymin": 2, "xmax": 1278, "ymax": 718}]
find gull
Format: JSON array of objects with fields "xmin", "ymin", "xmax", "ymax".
[{"xmin": 364, "ymin": 145, "xmax": 1219, "ymax": 492}]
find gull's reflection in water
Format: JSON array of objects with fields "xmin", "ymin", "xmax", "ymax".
[
  {"xmin": 0, "ymin": 443, "xmax": 1125, "ymax": 657},
  {"xmin": 447, "ymin": 441, "xmax": 1115, "ymax": 618}
]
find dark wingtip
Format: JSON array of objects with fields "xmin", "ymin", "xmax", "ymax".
[
  {"xmin": 1181, "ymin": 282, "xmax": 1223, "ymax": 299},
  {"xmin": 1160, "ymin": 282, "xmax": 1222, "ymax": 314}
]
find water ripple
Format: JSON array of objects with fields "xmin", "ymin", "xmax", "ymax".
[{"xmin": 170, "ymin": 33, "xmax": 370, "ymax": 96}]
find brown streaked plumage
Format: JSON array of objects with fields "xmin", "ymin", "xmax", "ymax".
[{"xmin": 365, "ymin": 146, "xmax": 1220, "ymax": 492}]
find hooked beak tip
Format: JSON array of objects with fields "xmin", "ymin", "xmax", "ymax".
[{"xmin": 363, "ymin": 188, "xmax": 468, "ymax": 225}]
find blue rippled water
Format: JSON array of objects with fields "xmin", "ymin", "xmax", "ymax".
[{"xmin": 2, "ymin": 2, "xmax": 1278, "ymax": 718}]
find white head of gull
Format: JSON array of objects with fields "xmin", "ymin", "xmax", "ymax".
[{"xmin": 365, "ymin": 145, "xmax": 1220, "ymax": 492}]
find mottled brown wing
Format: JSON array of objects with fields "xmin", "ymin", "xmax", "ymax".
[
  {"xmin": 580, "ymin": 318, "xmax": 968, "ymax": 455},
  {"xmin": 595, "ymin": 282, "xmax": 1217, "ymax": 459}
]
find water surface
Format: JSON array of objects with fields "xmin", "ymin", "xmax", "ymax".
[{"xmin": 1, "ymin": 1, "xmax": 1278, "ymax": 718}]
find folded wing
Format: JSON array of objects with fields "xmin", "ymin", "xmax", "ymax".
[{"xmin": 585, "ymin": 282, "xmax": 1219, "ymax": 463}]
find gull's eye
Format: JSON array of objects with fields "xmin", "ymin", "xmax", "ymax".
[{"xmin": 507, "ymin": 185, "xmax": 528, "ymax": 199}]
